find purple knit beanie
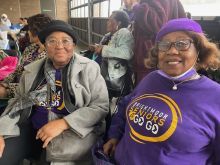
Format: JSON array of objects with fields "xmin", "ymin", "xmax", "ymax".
[{"xmin": 155, "ymin": 18, "xmax": 203, "ymax": 42}]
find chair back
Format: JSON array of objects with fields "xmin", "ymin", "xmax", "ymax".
[{"xmin": 2, "ymin": 49, "xmax": 20, "ymax": 57}]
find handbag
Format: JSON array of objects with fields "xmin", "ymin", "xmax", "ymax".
[
  {"xmin": 101, "ymin": 58, "xmax": 133, "ymax": 98},
  {"xmin": 46, "ymin": 112, "xmax": 99, "ymax": 162},
  {"xmin": 46, "ymin": 129, "xmax": 98, "ymax": 162}
]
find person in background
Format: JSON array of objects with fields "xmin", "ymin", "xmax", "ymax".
[
  {"xmin": 185, "ymin": 12, "xmax": 192, "ymax": 19},
  {"xmin": 0, "ymin": 14, "xmax": 11, "ymax": 27},
  {"xmin": 120, "ymin": 0, "xmax": 139, "ymax": 21},
  {"xmin": 0, "ymin": 20, "xmax": 109, "ymax": 165},
  {"xmin": 0, "ymin": 31, "xmax": 9, "ymax": 49},
  {"xmin": 19, "ymin": 18, "xmax": 28, "ymax": 31},
  {"xmin": 132, "ymin": 0, "xmax": 186, "ymax": 85},
  {"xmin": 90, "ymin": 10, "xmax": 134, "ymax": 109},
  {"xmin": 0, "ymin": 13, "xmax": 52, "ymax": 98},
  {"xmin": 12, "ymin": 17, "xmax": 28, "ymax": 30},
  {"xmin": 17, "ymin": 17, "xmax": 30, "ymax": 53},
  {"xmin": 0, "ymin": 20, "xmax": 10, "ymax": 32},
  {"xmin": 103, "ymin": 18, "xmax": 220, "ymax": 164}
]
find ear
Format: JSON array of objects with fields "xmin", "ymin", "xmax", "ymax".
[{"xmin": 117, "ymin": 21, "xmax": 121, "ymax": 28}]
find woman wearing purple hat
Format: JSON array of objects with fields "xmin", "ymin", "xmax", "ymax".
[{"xmin": 103, "ymin": 18, "xmax": 220, "ymax": 164}]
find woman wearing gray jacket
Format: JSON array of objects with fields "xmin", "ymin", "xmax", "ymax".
[{"xmin": 0, "ymin": 20, "xmax": 109, "ymax": 165}]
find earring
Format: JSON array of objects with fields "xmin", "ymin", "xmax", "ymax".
[
  {"xmin": 156, "ymin": 63, "xmax": 160, "ymax": 69},
  {"xmin": 116, "ymin": 25, "xmax": 119, "ymax": 30}
]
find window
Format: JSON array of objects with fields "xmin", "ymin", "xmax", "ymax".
[
  {"xmin": 110, "ymin": 0, "xmax": 121, "ymax": 14},
  {"xmin": 80, "ymin": 7, "xmax": 85, "ymax": 17},
  {"xmin": 181, "ymin": 0, "xmax": 220, "ymax": 16},
  {"xmin": 100, "ymin": 1, "xmax": 109, "ymax": 17},
  {"xmin": 70, "ymin": 1, "xmax": 73, "ymax": 8},
  {"xmin": 85, "ymin": 6, "xmax": 88, "ymax": 17},
  {"xmin": 93, "ymin": 3, "xmax": 100, "ymax": 17},
  {"xmin": 70, "ymin": 9, "xmax": 77, "ymax": 18}
]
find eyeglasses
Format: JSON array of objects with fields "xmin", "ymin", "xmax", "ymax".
[
  {"xmin": 157, "ymin": 39, "xmax": 194, "ymax": 52},
  {"xmin": 46, "ymin": 38, "xmax": 73, "ymax": 47}
]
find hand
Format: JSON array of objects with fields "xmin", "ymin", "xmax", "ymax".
[
  {"xmin": 88, "ymin": 45, "xmax": 96, "ymax": 52},
  {"xmin": 36, "ymin": 119, "xmax": 69, "ymax": 148},
  {"xmin": 0, "ymin": 136, "xmax": 5, "ymax": 158},
  {"xmin": 103, "ymin": 138, "xmax": 119, "ymax": 156},
  {"xmin": 0, "ymin": 84, "xmax": 8, "ymax": 98},
  {"xmin": 89, "ymin": 44, "xmax": 103, "ymax": 55},
  {"xmin": 94, "ymin": 45, "xmax": 103, "ymax": 54}
]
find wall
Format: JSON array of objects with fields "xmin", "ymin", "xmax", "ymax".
[
  {"xmin": 20, "ymin": 0, "xmax": 41, "ymax": 19},
  {"xmin": 55, "ymin": 0, "xmax": 68, "ymax": 22},
  {"xmin": 0, "ymin": 0, "xmax": 68, "ymax": 24},
  {"xmin": 0, "ymin": 0, "xmax": 21, "ymax": 23}
]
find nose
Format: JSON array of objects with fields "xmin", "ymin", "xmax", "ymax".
[
  {"xmin": 55, "ymin": 40, "xmax": 65, "ymax": 48},
  {"xmin": 166, "ymin": 43, "xmax": 179, "ymax": 55}
]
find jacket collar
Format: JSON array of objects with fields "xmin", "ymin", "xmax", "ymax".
[{"xmin": 23, "ymin": 53, "xmax": 88, "ymax": 92}]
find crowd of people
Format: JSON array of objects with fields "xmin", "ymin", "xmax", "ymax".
[{"xmin": 0, "ymin": 0, "xmax": 220, "ymax": 164}]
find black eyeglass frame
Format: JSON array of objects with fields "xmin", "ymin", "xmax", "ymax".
[{"xmin": 157, "ymin": 39, "xmax": 194, "ymax": 52}]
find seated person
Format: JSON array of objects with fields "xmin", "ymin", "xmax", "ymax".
[
  {"xmin": 90, "ymin": 10, "xmax": 134, "ymax": 99},
  {"xmin": 0, "ymin": 31, "xmax": 9, "ymax": 49},
  {"xmin": 0, "ymin": 20, "xmax": 109, "ymax": 165},
  {"xmin": 0, "ymin": 13, "xmax": 52, "ymax": 98},
  {"xmin": 0, "ymin": 14, "xmax": 11, "ymax": 28},
  {"xmin": 16, "ymin": 17, "xmax": 30, "ymax": 53}
]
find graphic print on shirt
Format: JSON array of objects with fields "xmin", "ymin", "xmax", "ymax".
[
  {"xmin": 34, "ymin": 70, "xmax": 66, "ymax": 112},
  {"xmin": 126, "ymin": 93, "xmax": 182, "ymax": 143},
  {"xmin": 51, "ymin": 79, "xmax": 65, "ymax": 111}
]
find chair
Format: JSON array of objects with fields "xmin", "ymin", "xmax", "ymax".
[
  {"xmin": 0, "ymin": 98, "xmax": 9, "ymax": 115},
  {"xmin": 2, "ymin": 49, "xmax": 20, "ymax": 57}
]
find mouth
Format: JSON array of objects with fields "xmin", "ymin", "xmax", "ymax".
[
  {"xmin": 166, "ymin": 58, "xmax": 182, "ymax": 65},
  {"xmin": 167, "ymin": 61, "xmax": 182, "ymax": 65}
]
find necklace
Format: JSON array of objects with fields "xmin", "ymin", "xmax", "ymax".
[{"xmin": 171, "ymin": 73, "xmax": 200, "ymax": 90}]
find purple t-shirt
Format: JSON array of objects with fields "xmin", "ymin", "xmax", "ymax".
[
  {"xmin": 108, "ymin": 71, "xmax": 220, "ymax": 165},
  {"xmin": 31, "ymin": 69, "xmax": 69, "ymax": 129}
]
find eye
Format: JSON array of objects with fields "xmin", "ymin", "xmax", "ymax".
[
  {"xmin": 63, "ymin": 38, "xmax": 73, "ymax": 46},
  {"xmin": 48, "ymin": 39, "xmax": 57, "ymax": 44},
  {"xmin": 175, "ymin": 40, "xmax": 191, "ymax": 50},
  {"xmin": 158, "ymin": 41, "xmax": 170, "ymax": 51},
  {"xmin": 62, "ymin": 39, "xmax": 71, "ymax": 44},
  {"xmin": 176, "ymin": 40, "xmax": 189, "ymax": 49}
]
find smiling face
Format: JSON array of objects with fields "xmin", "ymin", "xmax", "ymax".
[
  {"xmin": 158, "ymin": 31, "xmax": 198, "ymax": 77},
  {"xmin": 45, "ymin": 31, "xmax": 75, "ymax": 69}
]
